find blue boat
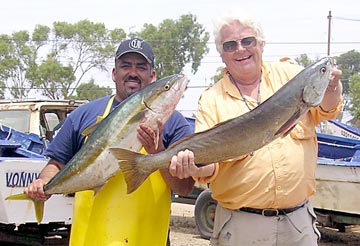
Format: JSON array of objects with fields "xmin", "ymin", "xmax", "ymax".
[
  {"xmin": 311, "ymin": 121, "xmax": 360, "ymax": 230},
  {"xmin": 317, "ymin": 132, "xmax": 360, "ymax": 162}
]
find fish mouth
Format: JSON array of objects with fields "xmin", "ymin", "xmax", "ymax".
[
  {"xmin": 172, "ymin": 77, "xmax": 188, "ymax": 93},
  {"xmin": 329, "ymin": 57, "xmax": 336, "ymax": 71},
  {"xmin": 329, "ymin": 57, "xmax": 336, "ymax": 65}
]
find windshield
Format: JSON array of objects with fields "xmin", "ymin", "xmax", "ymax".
[{"xmin": 0, "ymin": 110, "xmax": 30, "ymax": 133}]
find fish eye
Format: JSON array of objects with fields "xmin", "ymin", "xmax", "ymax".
[
  {"xmin": 320, "ymin": 66, "xmax": 327, "ymax": 74},
  {"xmin": 164, "ymin": 83, "xmax": 170, "ymax": 90}
]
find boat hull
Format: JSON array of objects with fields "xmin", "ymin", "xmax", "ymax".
[{"xmin": 311, "ymin": 159, "xmax": 360, "ymax": 215}]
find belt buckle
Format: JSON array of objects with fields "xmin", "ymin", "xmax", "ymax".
[{"xmin": 262, "ymin": 209, "xmax": 279, "ymax": 216}]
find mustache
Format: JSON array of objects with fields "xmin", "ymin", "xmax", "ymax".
[{"xmin": 124, "ymin": 76, "xmax": 141, "ymax": 84}]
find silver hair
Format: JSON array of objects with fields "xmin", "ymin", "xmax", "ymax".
[{"xmin": 213, "ymin": 10, "xmax": 266, "ymax": 54}]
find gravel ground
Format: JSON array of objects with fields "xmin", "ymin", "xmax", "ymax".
[{"xmin": 169, "ymin": 203, "xmax": 360, "ymax": 246}]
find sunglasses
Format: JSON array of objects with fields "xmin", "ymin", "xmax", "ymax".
[{"xmin": 222, "ymin": 36, "xmax": 257, "ymax": 52}]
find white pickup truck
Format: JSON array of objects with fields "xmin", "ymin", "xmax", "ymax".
[{"xmin": 0, "ymin": 99, "xmax": 86, "ymax": 245}]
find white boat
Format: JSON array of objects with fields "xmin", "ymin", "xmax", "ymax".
[{"xmin": 311, "ymin": 125, "xmax": 360, "ymax": 229}]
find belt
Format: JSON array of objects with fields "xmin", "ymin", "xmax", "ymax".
[{"xmin": 238, "ymin": 203, "xmax": 305, "ymax": 217}]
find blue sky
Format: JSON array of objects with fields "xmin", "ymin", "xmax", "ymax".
[{"xmin": 1, "ymin": 0, "xmax": 359, "ymax": 116}]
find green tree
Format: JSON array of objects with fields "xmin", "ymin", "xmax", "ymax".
[
  {"xmin": 44, "ymin": 20, "xmax": 125, "ymax": 98},
  {"xmin": 72, "ymin": 78, "xmax": 112, "ymax": 100},
  {"xmin": 1, "ymin": 16, "xmax": 209, "ymax": 99},
  {"xmin": 0, "ymin": 20, "xmax": 125, "ymax": 99},
  {"xmin": 334, "ymin": 50, "xmax": 360, "ymax": 120},
  {"xmin": 334, "ymin": 50, "xmax": 360, "ymax": 95},
  {"xmin": 135, "ymin": 14, "xmax": 210, "ymax": 78},
  {"xmin": 294, "ymin": 54, "xmax": 313, "ymax": 67},
  {"xmin": 0, "ymin": 81, "xmax": 5, "ymax": 99},
  {"xmin": 211, "ymin": 66, "xmax": 224, "ymax": 84},
  {"xmin": 26, "ymin": 54, "xmax": 76, "ymax": 99},
  {"xmin": 0, "ymin": 31, "xmax": 36, "ymax": 98},
  {"xmin": 349, "ymin": 74, "xmax": 360, "ymax": 120}
]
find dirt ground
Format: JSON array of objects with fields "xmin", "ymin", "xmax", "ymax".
[
  {"xmin": 170, "ymin": 203, "xmax": 209, "ymax": 246},
  {"xmin": 169, "ymin": 203, "xmax": 360, "ymax": 246}
]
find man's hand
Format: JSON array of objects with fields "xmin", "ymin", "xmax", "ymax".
[
  {"xmin": 169, "ymin": 149, "xmax": 216, "ymax": 179},
  {"xmin": 24, "ymin": 179, "xmax": 50, "ymax": 201},
  {"xmin": 23, "ymin": 160, "xmax": 63, "ymax": 201},
  {"xmin": 327, "ymin": 68, "xmax": 342, "ymax": 92},
  {"xmin": 137, "ymin": 119, "xmax": 165, "ymax": 154},
  {"xmin": 169, "ymin": 149, "xmax": 198, "ymax": 179}
]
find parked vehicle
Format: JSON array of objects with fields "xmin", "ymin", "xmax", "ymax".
[
  {"xmin": 0, "ymin": 99, "xmax": 86, "ymax": 141},
  {"xmin": 0, "ymin": 99, "xmax": 86, "ymax": 245}
]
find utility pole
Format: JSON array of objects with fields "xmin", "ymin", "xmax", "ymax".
[{"xmin": 327, "ymin": 10, "xmax": 332, "ymax": 56}]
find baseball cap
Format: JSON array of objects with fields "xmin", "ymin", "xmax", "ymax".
[{"xmin": 115, "ymin": 38, "xmax": 155, "ymax": 67}]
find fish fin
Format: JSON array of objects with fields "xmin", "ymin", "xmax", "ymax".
[
  {"xmin": 81, "ymin": 121, "xmax": 101, "ymax": 136},
  {"xmin": 6, "ymin": 193, "xmax": 44, "ymax": 224},
  {"xmin": 275, "ymin": 104, "xmax": 311, "ymax": 137},
  {"xmin": 278, "ymin": 124, "xmax": 297, "ymax": 138},
  {"xmin": 34, "ymin": 200, "xmax": 44, "ymax": 224},
  {"xmin": 5, "ymin": 193, "xmax": 31, "ymax": 200},
  {"xmin": 154, "ymin": 128, "xmax": 160, "ymax": 150},
  {"xmin": 93, "ymin": 186, "xmax": 103, "ymax": 196},
  {"xmin": 274, "ymin": 110, "xmax": 301, "ymax": 137},
  {"xmin": 109, "ymin": 148, "xmax": 152, "ymax": 194}
]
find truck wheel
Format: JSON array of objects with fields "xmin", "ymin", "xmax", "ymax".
[{"xmin": 194, "ymin": 189, "xmax": 217, "ymax": 240}]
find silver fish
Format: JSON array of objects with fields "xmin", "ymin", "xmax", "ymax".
[
  {"xmin": 6, "ymin": 74, "xmax": 188, "ymax": 223},
  {"xmin": 110, "ymin": 57, "xmax": 334, "ymax": 194}
]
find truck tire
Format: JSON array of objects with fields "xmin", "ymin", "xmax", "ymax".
[{"xmin": 194, "ymin": 189, "xmax": 217, "ymax": 240}]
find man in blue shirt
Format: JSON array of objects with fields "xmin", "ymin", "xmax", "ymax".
[{"xmin": 24, "ymin": 38, "xmax": 194, "ymax": 245}]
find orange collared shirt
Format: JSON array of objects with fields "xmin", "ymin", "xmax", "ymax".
[{"xmin": 194, "ymin": 61, "xmax": 343, "ymax": 210}]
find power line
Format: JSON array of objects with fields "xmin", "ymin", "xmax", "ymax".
[{"xmin": 333, "ymin": 16, "xmax": 360, "ymax": 22}]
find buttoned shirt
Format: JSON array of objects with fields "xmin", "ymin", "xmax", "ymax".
[{"xmin": 194, "ymin": 61, "xmax": 343, "ymax": 210}]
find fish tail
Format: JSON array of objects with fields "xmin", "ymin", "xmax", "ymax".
[
  {"xmin": 5, "ymin": 193, "xmax": 44, "ymax": 224},
  {"xmin": 109, "ymin": 148, "xmax": 153, "ymax": 194}
]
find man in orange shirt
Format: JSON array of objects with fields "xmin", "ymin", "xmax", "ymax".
[{"xmin": 168, "ymin": 11, "xmax": 343, "ymax": 246}]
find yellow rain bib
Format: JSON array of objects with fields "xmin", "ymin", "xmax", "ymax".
[{"xmin": 69, "ymin": 96, "xmax": 171, "ymax": 246}]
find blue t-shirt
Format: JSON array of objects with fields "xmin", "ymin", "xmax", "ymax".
[{"xmin": 45, "ymin": 95, "xmax": 193, "ymax": 164}]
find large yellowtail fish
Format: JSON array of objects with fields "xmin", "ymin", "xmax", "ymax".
[
  {"xmin": 6, "ymin": 74, "xmax": 188, "ymax": 223},
  {"xmin": 110, "ymin": 57, "xmax": 334, "ymax": 194}
]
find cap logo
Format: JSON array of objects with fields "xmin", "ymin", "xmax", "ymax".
[{"xmin": 129, "ymin": 39, "xmax": 143, "ymax": 50}]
